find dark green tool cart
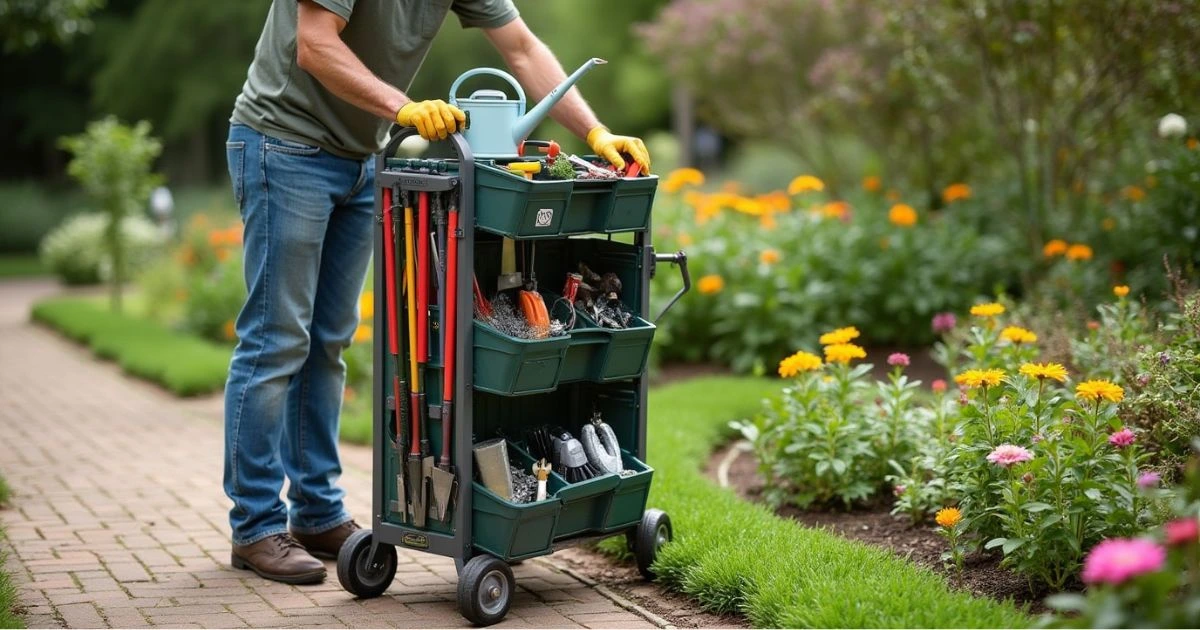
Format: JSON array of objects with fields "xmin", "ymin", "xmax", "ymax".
[{"xmin": 335, "ymin": 129, "xmax": 690, "ymax": 627}]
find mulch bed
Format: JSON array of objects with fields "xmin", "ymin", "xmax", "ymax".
[{"xmin": 709, "ymin": 440, "xmax": 1052, "ymax": 612}]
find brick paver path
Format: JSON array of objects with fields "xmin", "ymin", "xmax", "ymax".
[{"xmin": 0, "ymin": 280, "xmax": 662, "ymax": 629}]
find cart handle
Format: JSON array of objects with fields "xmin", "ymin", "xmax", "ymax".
[{"xmin": 652, "ymin": 250, "xmax": 690, "ymax": 323}]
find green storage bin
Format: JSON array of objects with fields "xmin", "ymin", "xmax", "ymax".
[
  {"xmin": 574, "ymin": 312, "xmax": 656, "ymax": 382},
  {"xmin": 471, "ymin": 482, "xmax": 561, "ymax": 561},
  {"xmin": 605, "ymin": 175, "xmax": 659, "ymax": 233},
  {"xmin": 472, "ymin": 320, "xmax": 570, "ymax": 395},
  {"xmin": 559, "ymin": 179, "xmax": 613, "ymax": 234},
  {"xmin": 474, "ymin": 163, "xmax": 572, "ymax": 239},
  {"xmin": 602, "ymin": 451, "xmax": 654, "ymax": 532},
  {"xmin": 548, "ymin": 470, "xmax": 620, "ymax": 539}
]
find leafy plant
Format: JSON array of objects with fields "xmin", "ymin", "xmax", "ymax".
[
  {"xmin": 58, "ymin": 117, "xmax": 163, "ymax": 311},
  {"xmin": 38, "ymin": 212, "xmax": 163, "ymax": 285}
]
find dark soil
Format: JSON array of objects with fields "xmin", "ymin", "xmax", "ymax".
[
  {"xmin": 709, "ymin": 441, "xmax": 1050, "ymax": 612},
  {"xmin": 553, "ymin": 546, "xmax": 749, "ymax": 628}
]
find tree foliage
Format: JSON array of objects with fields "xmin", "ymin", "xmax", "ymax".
[{"xmin": 0, "ymin": 0, "xmax": 104, "ymax": 51}]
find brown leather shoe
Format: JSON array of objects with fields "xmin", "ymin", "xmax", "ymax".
[
  {"xmin": 231, "ymin": 533, "xmax": 326, "ymax": 584},
  {"xmin": 290, "ymin": 520, "xmax": 362, "ymax": 560}
]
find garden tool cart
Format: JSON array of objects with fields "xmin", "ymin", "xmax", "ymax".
[{"xmin": 335, "ymin": 61, "xmax": 691, "ymax": 626}]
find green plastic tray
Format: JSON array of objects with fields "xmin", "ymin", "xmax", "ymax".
[
  {"xmin": 602, "ymin": 451, "xmax": 654, "ymax": 531},
  {"xmin": 471, "ymin": 481, "xmax": 560, "ymax": 561},
  {"xmin": 474, "ymin": 163, "xmax": 572, "ymax": 239},
  {"xmin": 472, "ymin": 320, "xmax": 570, "ymax": 396}
]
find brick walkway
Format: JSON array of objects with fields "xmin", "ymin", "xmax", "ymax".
[{"xmin": 0, "ymin": 280, "xmax": 662, "ymax": 629}]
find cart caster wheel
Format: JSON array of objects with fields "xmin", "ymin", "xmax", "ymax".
[
  {"xmin": 336, "ymin": 529, "xmax": 397, "ymax": 599},
  {"xmin": 457, "ymin": 554, "xmax": 514, "ymax": 626},
  {"xmin": 634, "ymin": 509, "xmax": 672, "ymax": 580}
]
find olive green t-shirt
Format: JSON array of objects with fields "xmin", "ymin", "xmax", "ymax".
[{"xmin": 231, "ymin": 0, "xmax": 519, "ymax": 158}]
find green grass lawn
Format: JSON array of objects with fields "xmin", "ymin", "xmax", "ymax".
[
  {"xmin": 606, "ymin": 377, "xmax": 1030, "ymax": 628},
  {"xmin": 0, "ymin": 255, "xmax": 45, "ymax": 279},
  {"xmin": 0, "ymin": 473, "xmax": 24, "ymax": 629},
  {"xmin": 31, "ymin": 297, "xmax": 231, "ymax": 396}
]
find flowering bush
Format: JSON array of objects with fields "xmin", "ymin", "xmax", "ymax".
[
  {"xmin": 40, "ymin": 212, "xmax": 164, "ymax": 285},
  {"xmin": 650, "ymin": 171, "xmax": 1014, "ymax": 373}
]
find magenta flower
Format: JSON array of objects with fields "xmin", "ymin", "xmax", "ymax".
[
  {"xmin": 931, "ymin": 312, "xmax": 957, "ymax": 334},
  {"xmin": 1109, "ymin": 428, "xmax": 1136, "ymax": 449},
  {"xmin": 986, "ymin": 444, "xmax": 1034, "ymax": 467},
  {"xmin": 1137, "ymin": 471, "xmax": 1160, "ymax": 489},
  {"xmin": 893, "ymin": 484, "xmax": 906, "ymax": 497},
  {"xmin": 1165, "ymin": 518, "xmax": 1199, "ymax": 547},
  {"xmin": 1081, "ymin": 538, "xmax": 1166, "ymax": 585},
  {"xmin": 887, "ymin": 353, "xmax": 910, "ymax": 367}
]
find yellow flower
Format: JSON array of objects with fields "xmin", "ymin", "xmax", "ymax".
[
  {"xmin": 1188, "ymin": 137, "xmax": 1199, "ymax": 150},
  {"xmin": 942, "ymin": 183, "xmax": 972, "ymax": 204},
  {"xmin": 888, "ymin": 203, "xmax": 918, "ymax": 227},
  {"xmin": 359, "ymin": 291, "xmax": 374, "ymax": 320},
  {"xmin": 756, "ymin": 191, "xmax": 791, "ymax": 212},
  {"xmin": 1019, "ymin": 362, "xmax": 1068, "ymax": 383},
  {"xmin": 1043, "ymin": 239, "xmax": 1069, "ymax": 258},
  {"xmin": 222, "ymin": 319, "xmax": 236, "ymax": 341},
  {"xmin": 779, "ymin": 351, "xmax": 822, "ymax": 378},
  {"xmin": 970, "ymin": 302, "xmax": 1005, "ymax": 318},
  {"xmin": 862, "ymin": 175, "xmax": 882, "ymax": 192},
  {"xmin": 353, "ymin": 324, "xmax": 372, "ymax": 343},
  {"xmin": 732, "ymin": 195, "xmax": 767, "ymax": 216},
  {"xmin": 1113, "ymin": 285, "xmax": 1130, "ymax": 298},
  {"xmin": 1076, "ymin": 380, "xmax": 1124, "ymax": 403},
  {"xmin": 787, "ymin": 174, "xmax": 825, "ymax": 194},
  {"xmin": 819, "ymin": 326, "xmax": 861, "ymax": 346},
  {"xmin": 1120, "ymin": 185, "xmax": 1146, "ymax": 202},
  {"xmin": 954, "ymin": 369, "xmax": 1005, "ymax": 389},
  {"xmin": 935, "ymin": 507, "xmax": 962, "ymax": 529},
  {"xmin": 662, "ymin": 167, "xmax": 705, "ymax": 193},
  {"xmin": 698, "ymin": 274, "xmax": 724, "ymax": 295},
  {"xmin": 818, "ymin": 201, "xmax": 850, "ymax": 220},
  {"xmin": 1000, "ymin": 326, "xmax": 1038, "ymax": 345},
  {"xmin": 824, "ymin": 343, "xmax": 867, "ymax": 364},
  {"xmin": 1066, "ymin": 244, "xmax": 1094, "ymax": 261},
  {"xmin": 1101, "ymin": 217, "xmax": 1117, "ymax": 231},
  {"xmin": 760, "ymin": 248, "xmax": 782, "ymax": 265}
]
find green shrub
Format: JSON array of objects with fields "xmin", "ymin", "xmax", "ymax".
[
  {"xmin": 38, "ymin": 213, "xmax": 164, "ymax": 285},
  {"xmin": 31, "ymin": 297, "xmax": 230, "ymax": 396},
  {"xmin": 0, "ymin": 181, "xmax": 85, "ymax": 254}
]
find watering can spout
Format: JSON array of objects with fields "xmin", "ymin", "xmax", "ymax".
[{"xmin": 511, "ymin": 58, "xmax": 607, "ymax": 144}]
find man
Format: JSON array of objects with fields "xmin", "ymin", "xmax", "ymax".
[{"xmin": 223, "ymin": 0, "xmax": 651, "ymax": 585}]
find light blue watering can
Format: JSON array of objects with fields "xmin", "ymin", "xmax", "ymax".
[{"xmin": 449, "ymin": 58, "xmax": 607, "ymax": 158}]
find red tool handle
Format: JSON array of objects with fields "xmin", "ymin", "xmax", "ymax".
[
  {"xmin": 416, "ymin": 191, "xmax": 429, "ymax": 362},
  {"xmin": 382, "ymin": 189, "xmax": 398, "ymax": 356},
  {"xmin": 439, "ymin": 209, "xmax": 458, "ymax": 468}
]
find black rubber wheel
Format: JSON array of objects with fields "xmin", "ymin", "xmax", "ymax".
[
  {"xmin": 635, "ymin": 509, "xmax": 672, "ymax": 580},
  {"xmin": 456, "ymin": 554, "xmax": 514, "ymax": 626},
  {"xmin": 336, "ymin": 529, "xmax": 397, "ymax": 599},
  {"xmin": 625, "ymin": 529, "xmax": 636, "ymax": 554}
]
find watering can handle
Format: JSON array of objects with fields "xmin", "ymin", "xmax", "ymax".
[{"xmin": 449, "ymin": 68, "xmax": 526, "ymax": 112}]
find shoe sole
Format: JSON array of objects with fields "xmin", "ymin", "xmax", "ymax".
[{"xmin": 231, "ymin": 553, "xmax": 327, "ymax": 585}]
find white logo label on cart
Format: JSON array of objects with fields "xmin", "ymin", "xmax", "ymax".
[{"xmin": 535, "ymin": 208, "xmax": 554, "ymax": 228}]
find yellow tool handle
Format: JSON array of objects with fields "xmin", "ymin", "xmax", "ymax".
[
  {"xmin": 507, "ymin": 161, "xmax": 542, "ymax": 177},
  {"xmin": 404, "ymin": 204, "xmax": 418, "ymax": 384}
]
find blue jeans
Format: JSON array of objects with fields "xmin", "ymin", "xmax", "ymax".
[{"xmin": 223, "ymin": 123, "xmax": 375, "ymax": 545}]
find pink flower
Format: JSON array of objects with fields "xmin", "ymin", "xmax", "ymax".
[
  {"xmin": 931, "ymin": 379, "xmax": 947, "ymax": 393},
  {"xmin": 893, "ymin": 485, "xmax": 906, "ymax": 497},
  {"xmin": 1031, "ymin": 433, "xmax": 1044, "ymax": 444},
  {"xmin": 887, "ymin": 353, "xmax": 910, "ymax": 367},
  {"xmin": 932, "ymin": 312, "xmax": 957, "ymax": 334},
  {"xmin": 986, "ymin": 444, "xmax": 1034, "ymax": 467},
  {"xmin": 1081, "ymin": 538, "xmax": 1167, "ymax": 585},
  {"xmin": 1109, "ymin": 428, "xmax": 1136, "ymax": 449},
  {"xmin": 1165, "ymin": 518, "xmax": 1199, "ymax": 547},
  {"xmin": 1137, "ymin": 471, "xmax": 1160, "ymax": 489}
]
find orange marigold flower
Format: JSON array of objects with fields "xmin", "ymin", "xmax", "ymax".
[
  {"xmin": 888, "ymin": 203, "xmax": 918, "ymax": 227},
  {"xmin": 787, "ymin": 174, "xmax": 825, "ymax": 194},
  {"xmin": 759, "ymin": 248, "xmax": 782, "ymax": 265},
  {"xmin": 1188, "ymin": 137, "xmax": 1199, "ymax": 150},
  {"xmin": 353, "ymin": 324, "xmax": 372, "ymax": 343},
  {"xmin": 1076, "ymin": 380, "xmax": 1124, "ymax": 403},
  {"xmin": 862, "ymin": 175, "xmax": 882, "ymax": 192},
  {"xmin": 759, "ymin": 212, "xmax": 778, "ymax": 229},
  {"xmin": 819, "ymin": 326, "xmax": 861, "ymax": 346},
  {"xmin": 1043, "ymin": 239, "xmax": 1069, "ymax": 258},
  {"xmin": 756, "ymin": 191, "xmax": 791, "ymax": 212},
  {"xmin": 1001, "ymin": 326, "xmax": 1038, "ymax": 345},
  {"xmin": 942, "ymin": 183, "xmax": 972, "ymax": 204},
  {"xmin": 779, "ymin": 351, "xmax": 823, "ymax": 378},
  {"xmin": 222, "ymin": 319, "xmax": 237, "ymax": 341},
  {"xmin": 970, "ymin": 302, "xmax": 1005, "ymax": 318},
  {"xmin": 662, "ymin": 167, "xmax": 705, "ymax": 193},
  {"xmin": 1066, "ymin": 244, "xmax": 1094, "ymax": 261},
  {"xmin": 698, "ymin": 274, "xmax": 724, "ymax": 295},
  {"xmin": 359, "ymin": 291, "xmax": 375, "ymax": 319},
  {"xmin": 1019, "ymin": 362, "xmax": 1068, "ymax": 383},
  {"xmin": 824, "ymin": 343, "xmax": 867, "ymax": 364},
  {"xmin": 1120, "ymin": 185, "xmax": 1146, "ymax": 202},
  {"xmin": 1113, "ymin": 285, "xmax": 1130, "ymax": 298},
  {"xmin": 818, "ymin": 201, "xmax": 850, "ymax": 220},
  {"xmin": 1087, "ymin": 320, "xmax": 1101, "ymax": 331},
  {"xmin": 935, "ymin": 507, "xmax": 962, "ymax": 528}
]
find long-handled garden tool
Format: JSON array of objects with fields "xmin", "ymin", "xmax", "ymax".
[
  {"xmin": 403, "ymin": 196, "xmax": 428, "ymax": 528},
  {"xmin": 416, "ymin": 191, "xmax": 435, "ymax": 525},
  {"xmin": 382, "ymin": 187, "xmax": 408, "ymax": 523},
  {"xmin": 431, "ymin": 191, "xmax": 459, "ymax": 523}
]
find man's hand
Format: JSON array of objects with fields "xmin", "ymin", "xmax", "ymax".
[
  {"xmin": 396, "ymin": 100, "xmax": 466, "ymax": 141},
  {"xmin": 587, "ymin": 127, "xmax": 651, "ymax": 173}
]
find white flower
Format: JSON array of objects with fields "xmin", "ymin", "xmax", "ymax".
[{"xmin": 1158, "ymin": 113, "xmax": 1188, "ymax": 139}]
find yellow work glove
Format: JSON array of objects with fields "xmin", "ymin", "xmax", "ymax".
[
  {"xmin": 396, "ymin": 100, "xmax": 466, "ymax": 141},
  {"xmin": 587, "ymin": 127, "xmax": 651, "ymax": 173}
]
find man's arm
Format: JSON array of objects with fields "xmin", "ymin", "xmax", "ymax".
[
  {"xmin": 296, "ymin": 0, "xmax": 462, "ymax": 139},
  {"xmin": 484, "ymin": 18, "xmax": 650, "ymax": 171}
]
